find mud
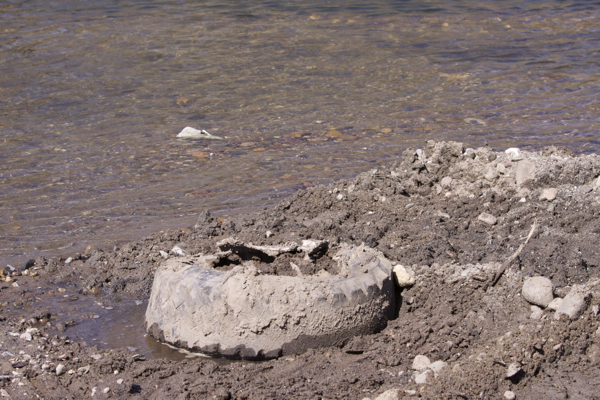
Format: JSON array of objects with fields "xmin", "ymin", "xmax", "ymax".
[{"xmin": 2, "ymin": 141, "xmax": 600, "ymax": 399}]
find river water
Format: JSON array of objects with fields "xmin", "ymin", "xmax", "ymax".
[{"xmin": 2, "ymin": 0, "xmax": 600, "ymax": 266}]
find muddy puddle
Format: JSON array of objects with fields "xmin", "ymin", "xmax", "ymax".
[{"xmin": 17, "ymin": 288, "xmax": 255, "ymax": 364}]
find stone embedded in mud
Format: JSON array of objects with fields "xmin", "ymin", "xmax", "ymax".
[
  {"xmin": 414, "ymin": 369, "xmax": 431, "ymax": 384},
  {"xmin": 440, "ymin": 176, "xmax": 453, "ymax": 187},
  {"xmin": 539, "ymin": 188, "xmax": 557, "ymax": 201},
  {"xmin": 393, "ymin": 264, "xmax": 415, "ymax": 287},
  {"xmin": 504, "ymin": 390, "xmax": 516, "ymax": 400},
  {"xmin": 412, "ymin": 355, "xmax": 431, "ymax": 371},
  {"xmin": 429, "ymin": 360, "xmax": 448, "ymax": 377},
  {"xmin": 506, "ymin": 362, "xmax": 521, "ymax": 378},
  {"xmin": 516, "ymin": 160, "xmax": 536, "ymax": 187},
  {"xmin": 522, "ymin": 276, "xmax": 554, "ymax": 308},
  {"xmin": 478, "ymin": 213, "xmax": 497, "ymax": 226},
  {"xmin": 554, "ymin": 284, "xmax": 591, "ymax": 320},
  {"xmin": 530, "ymin": 305, "xmax": 544, "ymax": 320},
  {"xmin": 547, "ymin": 297, "xmax": 563, "ymax": 311},
  {"xmin": 373, "ymin": 388, "xmax": 402, "ymax": 400}
]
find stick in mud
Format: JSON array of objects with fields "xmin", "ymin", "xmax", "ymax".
[{"xmin": 492, "ymin": 219, "xmax": 537, "ymax": 286}]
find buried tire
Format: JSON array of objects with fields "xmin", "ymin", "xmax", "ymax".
[{"xmin": 145, "ymin": 241, "xmax": 396, "ymax": 359}]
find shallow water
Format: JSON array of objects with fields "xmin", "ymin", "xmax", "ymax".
[{"xmin": 2, "ymin": 0, "xmax": 600, "ymax": 268}]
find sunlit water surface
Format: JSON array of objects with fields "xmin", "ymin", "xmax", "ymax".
[{"xmin": 2, "ymin": 0, "xmax": 600, "ymax": 267}]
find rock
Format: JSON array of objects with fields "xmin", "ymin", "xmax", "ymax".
[
  {"xmin": 522, "ymin": 276, "xmax": 554, "ymax": 308},
  {"xmin": 485, "ymin": 167, "xmax": 499, "ymax": 182},
  {"xmin": 429, "ymin": 360, "xmax": 447, "ymax": 377},
  {"xmin": 496, "ymin": 163, "xmax": 506, "ymax": 173},
  {"xmin": 170, "ymin": 246, "xmax": 187, "ymax": 256},
  {"xmin": 21, "ymin": 259, "xmax": 35, "ymax": 272},
  {"xmin": 176, "ymin": 127, "xmax": 223, "ymax": 140},
  {"xmin": 56, "ymin": 363, "xmax": 66, "ymax": 376},
  {"xmin": 412, "ymin": 355, "xmax": 431, "ymax": 371},
  {"xmin": 478, "ymin": 213, "xmax": 497, "ymax": 226},
  {"xmin": 530, "ymin": 305, "xmax": 544, "ymax": 320},
  {"xmin": 555, "ymin": 284, "xmax": 591, "ymax": 320},
  {"xmin": 159, "ymin": 250, "xmax": 169, "ymax": 259},
  {"xmin": 374, "ymin": 389, "xmax": 401, "ymax": 400},
  {"xmin": 265, "ymin": 230, "xmax": 274, "ymax": 238},
  {"xmin": 19, "ymin": 332, "xmax": 32, "ymax": 341},
  {"xmin": 516, "ymin": 160, "xmax": 536, "ymax": 187},
  {"xmin": 593, "ymin": 176, "xmax": 600, "ymax": 191},
  {"xmin": 504, "ymin": 390, "xmax": 516, "ymax": 400},
  {"xmin": 539, "ymin": 188, "xmax": 557, "ymax": 201},
  {"xmin": 84, "ymin": 245, "xmax": 99, "ymax": 255},
  {"xmin": 506, "ymin": 362, "xmax": 521, "ymax": 378},
  {"xmin": 393, "ymin": 265, "xmax": 416, "ymax": 287},
  {"xmin": 550, "ymin": 299, "xmax": 565, "ymax": 315},
  {"xmin": 441, "ymin": 176, "xmax": 453, "ymax": 187},
  {"xmin": 505, "ymin": 148, "xmax": 522, "ymax": 161},
  {"xmin": 414, "ymin": 369, "xmax": 431, "ymax": 384}
]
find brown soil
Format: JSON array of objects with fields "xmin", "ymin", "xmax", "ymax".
[{"xmin": 2, "ymin": 141, "xmax": 600, "ymax": 399}]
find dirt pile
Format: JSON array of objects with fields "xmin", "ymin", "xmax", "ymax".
[{"xmin": 2, "ymin": 141, "xmax": 600, "ymax": 399}]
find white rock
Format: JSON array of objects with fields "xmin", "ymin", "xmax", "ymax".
[
  {"xmin": 555, "ymin": 284, "xmax": 591, "ymax": 320},
  {"xmin": 103, "ymin": 388, "xmax": 110, "ymax": 394},
  {"xmin": 593, "ymin": 177, "xmax": 600, "ymax": 191},
  {"xmin": 547, "ymin": 297, "xmax": 563, "ymax": 311},
  {"xmin": 412, "ymin": 355, "xmax": 431, "ymax": 371},
  {"xmin": 374, "ymin": 389, "xmax": 401, "ymax": 400},
  {"xmin": 522, "ymin": 276, "xmax": 554, "ymax": 308},
  {"xmin": 496, "ymin": 163, "xmax": 506, "ymax": 173},
  {"xmin": 539, "ymin": 188, "xmax": 557, "ymax": 201},
  {"xmin": 159, "ymin": 250, "xmax": 169, "ymax": 259},
  {"xmin": 56, "ymin": 364, "xmax": 66, "ymax": 376},
  {"xmin": 441, "ymin": 176, "xmax": 453, "ymax": 187},
  {"xmin": 170, "ymin": 246, "xmax": 187, "ymax": 256},
  {"xmin": 117, "ymin": 378, "xmax": 124, "ymax": 384},
  {"xmin": 393, "ymin": 265, "xmax": 416, "ymax": 288},
  {"xmin": 265, "ymin": 230, "xmax": 274, "ymax": 238},
  {"xmin": 530, "ymin": 305, "xmax": 544, "ymax": 320},
  {"xmin": 506, "ymin": 362, "xmax": 521, "ymax": 378},
  {"xmin": 19, "ymin": 332, "xmax": 32, "ymax": 341},
  {"xmin": 176, "ymin": 127, "xmax": 223, "ymax": 140},
  {"xmin": 516, "ymin": 160, "xmax": 536, "ymax": 187},
  {"xmin": 0, "ymin": 389, "xmax": 9, "ymax": 398},
  {"xmin": 504, "ymin": 390, "xmax": 516, "ymax": 400},
  {"xmin": 429, "ymin": 360, "xmax": 447, "ymax": 377},
  {"xmin": 478, "ymin": 213, "xmax": 497, "ymax": 226},
  {"xmin": 505, "ymin": 148, "xmax": 522, "ymax": 160},
  {"xmin": 414, "ymin": 369, "xmax": 431, "ymax": 384}
]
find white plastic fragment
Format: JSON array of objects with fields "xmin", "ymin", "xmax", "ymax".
[{"xmin": 176, "ymin": 127, "xmax": 223, "ymax": 140}]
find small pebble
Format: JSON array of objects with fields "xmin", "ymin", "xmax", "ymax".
[
  {"xmin": 56, "ymin": 364, "xmax": 66, "ymax": 376},
  {"xmin": 412, "ymin": 355, "xmax": 431, "ymax": 371},
  {"xmin": 440, "ymin": 176, "xmax": 453, "ymax": 187},
  {"xmin": 478, "ymin": 213, "xmax": 497, "ymax": 226},
  {"xmin": 539, "ymin": 188, "xmax": 557, "ymax": 201},
  {"xmin": 393, "ymin": 265, "xmax": 416, "ymax": 288},
  {"xmin": 505, "ymin": 148, "xmax": 522, "ymax": 160},
  {"xmin": 530, "ymin": 305, "xmax": 544, "ymax": 320},
  {"xmin": 504, "ymin": 390, "xmax": 516, "ymax": 400},
  {"xmin": 506, "ymin": 362, "xmax": 521, "ymax": 378},
  {"xmin": 522, "ymin": 276, "xmax": 554, "ymax": 308}
]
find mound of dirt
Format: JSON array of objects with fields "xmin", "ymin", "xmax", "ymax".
[{"xmin": 2, "ymin": 141, "xmax": 600, "ymax": 399}]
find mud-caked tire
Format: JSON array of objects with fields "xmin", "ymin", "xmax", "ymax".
[{"xmin": 145, "ymin": 243, "xmax": 396, "ymax": 359}]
